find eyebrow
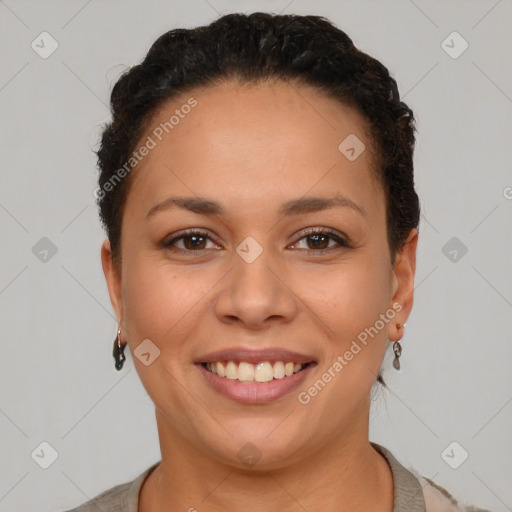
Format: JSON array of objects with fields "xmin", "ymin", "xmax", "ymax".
[{"xmin": 146, "ymin": 194, "xmax": 367, "ymax": 219}]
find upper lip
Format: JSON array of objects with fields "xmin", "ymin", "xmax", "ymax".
[{"xmin": 195, "ymin": 347, "xmax": 317, "ymax": 365}]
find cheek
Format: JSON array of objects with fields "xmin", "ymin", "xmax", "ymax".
[
  {"xmin": 312, "ymin": 254, "xmax": 392, "ymax": 338},
  {"xmin": 121, "ymin": 254, "xmax": 203, "ymax": 348},
  {"xmin": 351, "ymin": 267, "xmax": 391, "ymax": 325},
  {"xmin": 292, "ymin": 261, "xmax": 392, "ymax": 439},
  {"xmin": 305, "ymin": 260, "xmax": 391, "ymax": 400},
  {"xmin": 120, "ymin": 257, "xmax": 209, "ymax": 409}
]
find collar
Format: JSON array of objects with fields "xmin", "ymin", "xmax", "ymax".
[
  {"xmin": 126, "ymin": 444, "xmax": 427, "ymax": 512},
  {"xmin": 372, "ymin": 442, "xmax": 427, "ymax": 512}
]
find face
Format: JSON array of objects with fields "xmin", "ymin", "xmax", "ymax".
[{"xmin": 102, "ymin": 80, "xmax": 417, "ymax": 470}]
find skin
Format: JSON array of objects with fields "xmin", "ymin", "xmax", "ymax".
[{"xmin": 101, "ymin": 79, "xmax": 418, "ymax": 512}]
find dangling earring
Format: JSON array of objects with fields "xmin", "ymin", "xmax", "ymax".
[
  {"xmin": 113, "ymin": 327, "xmax": 126, "ymax": 371},
  {"xmin": 392, "ymin": 323, "xmax": 404, "ymax": 370}
]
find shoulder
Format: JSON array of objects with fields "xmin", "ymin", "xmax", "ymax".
[
  {"xmin": 62, "ymin": 481, "xmax": 132, "ymax": 512},
  {"xmin": 62, "ymin": 462, "xmax": 159, "ymax": 512},
  {"xmin": 372, "ymin": 443, "xmax": 493, "ymax": 512},
  {"xmin": 417, "ymin": 475, "xmax": 493, "ymax": 512}
]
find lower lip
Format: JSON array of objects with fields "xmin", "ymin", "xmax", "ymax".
[{"xmin": 197, "ymin": 363, "xmax": 316, "ymax": 404}]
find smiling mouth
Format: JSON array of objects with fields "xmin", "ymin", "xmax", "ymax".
[{"xmin": 201, "ymin": 360, "xmax": 314, "ymax": 384}]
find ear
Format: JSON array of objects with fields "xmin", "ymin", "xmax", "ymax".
[
  {"xmin": 388, "ymin": 228, "xmax": 418, "ymax": 342},
  {"xmin": 101, "ymin": 238, "xmax": 123, "ymax": 325}
]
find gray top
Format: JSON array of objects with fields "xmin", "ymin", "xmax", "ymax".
[{"xmin": 63, "ymin": 443, "xmax": 488, "ymax": 512}]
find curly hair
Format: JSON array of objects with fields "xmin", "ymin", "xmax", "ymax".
[{"xmin": 95, "ymin": 12, "xmax": 420, "ymax": 270}]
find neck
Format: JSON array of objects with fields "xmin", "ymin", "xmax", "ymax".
[{"xmin": 139, "ymin": 409, "xmax": 393, "ymax": 512}]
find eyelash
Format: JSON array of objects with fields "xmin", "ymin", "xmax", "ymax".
[{"xmin": 161, "ymin": 227, "xmax": 351, "ymax": 255}]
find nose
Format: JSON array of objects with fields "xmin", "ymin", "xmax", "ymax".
[{"xmin": 214, "ymin": 247, "xmax": 298, "ymax": 330}]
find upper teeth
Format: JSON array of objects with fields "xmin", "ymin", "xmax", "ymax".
[{"xmin": 205, "ymin": 361, "xmax": 305, "ymax": 383}]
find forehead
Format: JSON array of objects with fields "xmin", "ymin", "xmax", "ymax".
[{"xmin": 125, "ymin": 80, "xmax": 383, "ymax": 221}]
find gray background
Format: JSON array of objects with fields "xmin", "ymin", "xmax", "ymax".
[{"xmin": 1, "ymin": 0, "xmax": 511, "ymax": 511}]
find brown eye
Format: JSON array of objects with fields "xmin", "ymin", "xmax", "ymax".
[
  {"xmin": 162, "ymin": 229, "xmax": 220, "ymax": 252},
  {"xmin": 180, "ymin": 234, "xmax": 208, "ymax": 250},
  {"xmin": 290, "ymin": 228, "xmax": 351, "ymax": 253},
  {"xmin": 305, "ymin": 233, "xmax": 331, "ymax": 250}
]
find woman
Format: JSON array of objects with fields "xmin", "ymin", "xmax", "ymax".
[{"xmin": 68, "ymin": 12, "xmax": 490, "ymax": 512}]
